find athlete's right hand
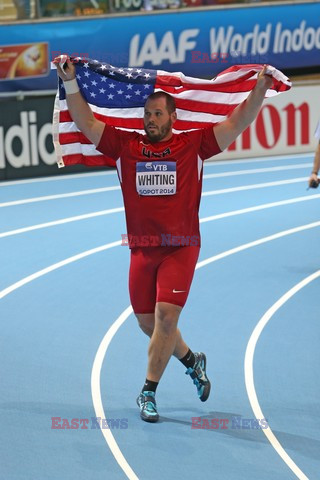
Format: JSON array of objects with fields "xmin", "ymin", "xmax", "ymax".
[
  {"xmin": 308, "ymin": 173, "xmax": 320, "ymax": 189},
  {"xmin": 53, "ymin": 55, "xmax": 76, "ymax": 81}
]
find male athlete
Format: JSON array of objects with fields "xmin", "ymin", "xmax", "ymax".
[{"xmin": 55, "ymin": 58, "xmax": 273, "ymax": 423}]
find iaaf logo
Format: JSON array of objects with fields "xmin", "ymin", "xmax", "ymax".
[
  {"xmin": 0, "ymin": 111, "xmax": 56, "ymax": 169},
  {"xmin": 129, "ymin": 22, "xmax": 320, "ymax": 67}
]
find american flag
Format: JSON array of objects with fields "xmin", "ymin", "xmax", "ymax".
[{"xmin": 52, "ymin": 59, "xmax": 291, "ymax": 168}]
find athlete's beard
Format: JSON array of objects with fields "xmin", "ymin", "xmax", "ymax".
[{"xmin": 144, "ymin": 118, "xmax": 172, "ymax": 143}]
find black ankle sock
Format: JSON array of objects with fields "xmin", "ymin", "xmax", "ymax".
[
  {"xmin": 142, "ymin": 379, "xmax": 158, "ymax": 393},
  {"xmin": 179, "ymin": 349, "xmax": 195, "ymax": 369}
]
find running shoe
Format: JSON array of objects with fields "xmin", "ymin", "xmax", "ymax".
[
  {"xmin": 136, "ymin": 391, "xmax": 159, "ymax": 423},
  {"xmin": 185, "ymin": 352, "xmax": 211, "ymax": 402}
]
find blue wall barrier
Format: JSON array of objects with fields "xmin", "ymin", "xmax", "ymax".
[{"xmin": 0, "ymin": 1, "xmax": 319, "ymax": 92}]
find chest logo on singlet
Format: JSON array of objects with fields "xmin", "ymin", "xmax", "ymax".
[
  {"xmin": 136, "ymin": 161, "xmax": 176, "ymax": 196},
  {"xmin": 142, "ymin": 147, "xmax": 171, "ymax": 158}
]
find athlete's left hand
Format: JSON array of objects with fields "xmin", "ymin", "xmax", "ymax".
[{"xmin": 256, "ymin": 65, "xmax": 273, "ymax": 92}]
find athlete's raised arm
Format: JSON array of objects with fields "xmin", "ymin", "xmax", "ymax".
[
  {"xmin": 213, "ymin": 65, "xmax": 273, "ymax": 152},
  {"xmin": 54, "ymin": 56, "xmax": 105, "ymax": 146}
]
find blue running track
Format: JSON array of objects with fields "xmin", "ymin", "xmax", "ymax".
[{"xmin": 0, "ymin": 153, "xmax": 319, "ymax": 480}]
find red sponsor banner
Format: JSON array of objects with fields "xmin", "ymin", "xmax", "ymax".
[
  {"xmin": 213, "ymin": 84, "xmax": 320, "ymax": 160},
  {"xmin": 0, "ymin": 43, "xmax": 49, "ymax": 81}
]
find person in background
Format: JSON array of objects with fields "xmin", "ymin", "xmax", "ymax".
[
  {"xmin": 13, "ymin": 0, "xmax": 31, "ymax": 18},
  {"xmin": 308, "ymin": 122, "xmax": 320, "ymax": 189}
]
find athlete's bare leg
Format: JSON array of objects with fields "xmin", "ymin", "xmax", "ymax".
[{"xmin": 136, "ymin": 302, "xmax": 189, "ymax": 382}]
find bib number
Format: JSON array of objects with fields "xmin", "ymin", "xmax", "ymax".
[{"xmin": 136, "ymin": 161, "xmax": 176, "ymax": 196}]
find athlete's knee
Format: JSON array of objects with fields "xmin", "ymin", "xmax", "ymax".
[
  {"xmin": 136, "ymin": 313, "xmax": 155, "ymax": 337},
  {"xmin": 155, "ymin": 302, "xmax": 181, "ymax": 335}
]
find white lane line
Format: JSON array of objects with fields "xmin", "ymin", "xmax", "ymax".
[
  {"xmin": 0, "ymin": 176, "xmax": 312, "ymax": 209},
  {"xmin": 205, "ymin": 152, "xmax": 313, "ymax": 167},
  {"xmin": 244, "ymin": 271, "xmax": 320, "ymax": 480},
  {"xmin": 2, "ymin": 193, "xmax": 320, "ymax": 239},
  {"xmin": 0, "ymin": 207, "xmax": 125, "ymax": 239},
  {"xmin": 0, "ymin": 170, "xmax": 117, "ymax": 187},
  {"xmin": 92, "ymin": 221, "xmax": 320, "ymax": 479},
  {"xmin": 200, "ymin": 193, "xmax": 320, "ymax": 223},
  {"xmin": 196, "ymin": 221, "xmax": 320, "ymax": 269},
  {"xmin": 203, "ymin": 163, "xmax": 311, "ymax": 179},
  {"xmin": 0, "ymin": 186, "xmax": 121, "ymax": 208},
  {"xmin": 0, "ymin": 240, "xmax": 122, "ymax": 300},
  {"xmin": 202, "ymin": 177, "xmax": 307, "ymax": 196},
  {"xmin": 91, "ymin": 305, "xmax": 137, "ymax": 480}
]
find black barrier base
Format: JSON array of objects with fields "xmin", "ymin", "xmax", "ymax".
[{"xmin": 0, "ymin": 163, "xmax": 115, "ymax": 181}]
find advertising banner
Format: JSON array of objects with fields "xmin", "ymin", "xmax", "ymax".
[
  {"xmin": 0, "ymin": 1, "xmax": 319, "ymax": 92},
  {"xmin": 0, "ymin": 43, "xmax": 49, "ymax": 81},
  {"xmin": 0, "ymin": 95, "xmax": 108, "ymax": 180},
  {"xmin": 212, "ymin": 83, "xmax": 320, "ymax": 161}
]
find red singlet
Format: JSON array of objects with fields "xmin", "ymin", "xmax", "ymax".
[{"xmin": 97, "ymin": 124, "xmax": 221, "ymax": 247}]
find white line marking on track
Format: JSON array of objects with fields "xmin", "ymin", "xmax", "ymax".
[
  {"xmin": 203, "ymin": 163, "xmax": 311, "ymax": 179},
  {"xmin": 0, "ymin": 170, "xmax": 117, "ymax": 187},
  {"xmin": 0, "ymin": 186, "xmax": 121, "ymax": 207},
  {"xmin": 0, "ymin": 240, "xmax": 121, "ymax": 300},
  {"xmin": 0, "ymin": 207, "xmax": 125, "ymax": 238},
  {"xmin": 196, "ymin": 221, "xmax": 320, "ymax": 268},
  {"xmin": 91, "ymin": 305, "xmax": 137, "ymax": 480},
  {"xmin": 205, "ymin": 152, "xmax": 313, "ymax": 167},
  {"xmin": 200, "ymin": 193, "xmax": 320, "ymax": 223},
  {"xmin": 244, "ymin": 271, "xmax": 320, "ymax": 480},
  {"xmin": 1, "ymin": 193, "xmax": 320, "ymax": 238},
  {"xmin": 202, "ymin": 177, "xmax": 307, "ymax": 196}
]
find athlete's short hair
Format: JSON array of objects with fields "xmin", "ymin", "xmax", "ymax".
[{"xmin": 145, "ymin": 91, "xmax": 176, "ymax": 114}]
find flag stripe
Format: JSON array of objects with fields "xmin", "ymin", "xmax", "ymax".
[
  {"xmin": 62, "ymin": 153, "xmax": 110, "ymax": 166},
  {"xmin": 155, "ymin": 87, "xmax": 249, "ymax": 104},
  {"xmin": 61, "ymin": 143, "xmax": 103, "ymax": 156},
  {"xmin": 59, "ymin": 110, "xmax": 144, "ymax": 129},
  {"xmin": 174, "ymin": 98, "xmax": 238, "ymax": 116}
]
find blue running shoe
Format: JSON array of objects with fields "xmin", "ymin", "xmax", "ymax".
[
  {"xmin": 185, "ymin": 352, "xmax": 211, "ymax": 402},
  {"xmin": 136, "ymin": 391, "xmax": 159, "ymax": 423}
]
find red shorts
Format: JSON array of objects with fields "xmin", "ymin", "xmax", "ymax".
[{"xmin": 129, "ymin": 246, "xmax": 200, "ymax": 314}]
